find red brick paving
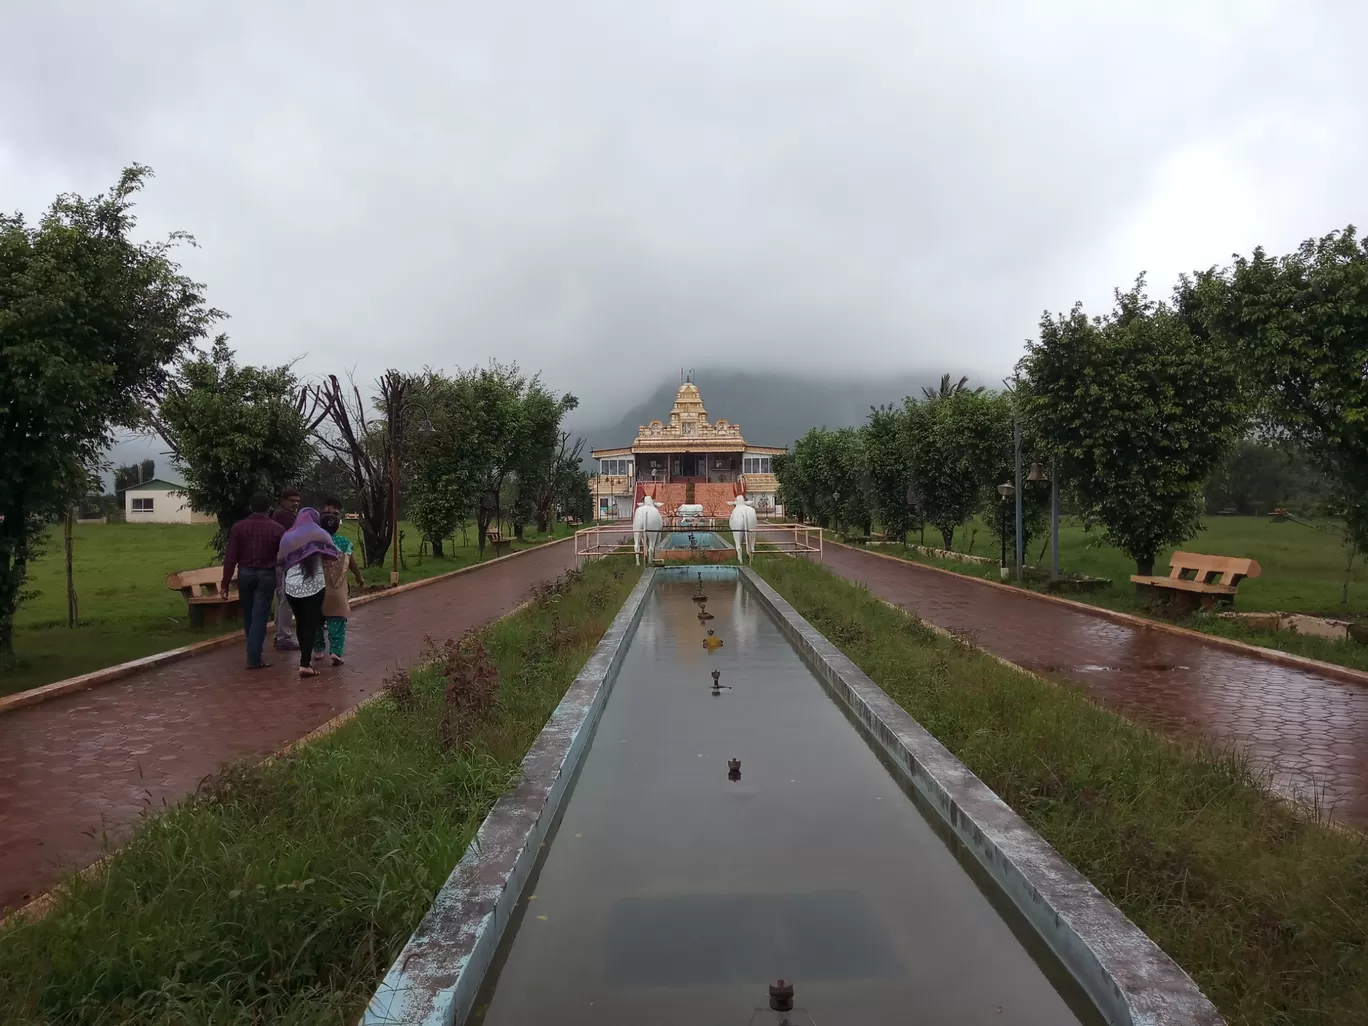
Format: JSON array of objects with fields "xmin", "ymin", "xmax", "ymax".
[
  {"xmin": 816, "ymin": 545, "xmax": 1368, "ymax": 828},
  {"xmin": 0, "ymin": 542, "xmax": 577, "ymax": 914}
]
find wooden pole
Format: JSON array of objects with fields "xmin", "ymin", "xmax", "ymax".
[{"xmin": 390, "ymin": 447, "xmax": 400, "ymax": 587}]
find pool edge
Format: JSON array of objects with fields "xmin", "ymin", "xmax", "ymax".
[
  {"xmin": 360, "ymin": 569, "xmax": 656, "ymax": 1026},
  {"xmin": 739, "ymin": 567, "xmax": 1225, "ymax": 1026}
]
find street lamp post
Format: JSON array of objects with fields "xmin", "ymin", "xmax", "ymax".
[
  {"xmin": 1014, "ymin": 419, "xmax": 1023, "ymax": 582},
  {"xmin": 390, "ymin": 402, "xmax": 435, "ymax": 587},
  {"xmin": 996, "ymin": 481, "xmax": 1014, "ymax": 577}
]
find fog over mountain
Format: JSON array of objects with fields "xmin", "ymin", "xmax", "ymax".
[{"xmin": 568, "ymin": 368, "xmax": 961, "ymax": 459}]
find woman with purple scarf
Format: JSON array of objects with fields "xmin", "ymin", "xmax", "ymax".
[{"xmin": 277, "ymin": 508, "xmax": 340, "ymax": 677}]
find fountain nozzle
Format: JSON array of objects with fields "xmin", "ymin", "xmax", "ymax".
[{"xmin": 769, "ymin": 980, "xmax": 794, "ymax": 1012}]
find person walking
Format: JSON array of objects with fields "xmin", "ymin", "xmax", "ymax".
[
  {"xmin": 276, "ymin": 507, "xmax": 338, "ymax": 678},
  {"xmin": 271, "ymin": 488, "xmax": 302, "ymax": 650},
  {"xmin": 221, "ymin": 492, "xmax": 286, "ymax": 669},
  {"xmin": 314, "ymin": 499, "xmax": 366, "ymax": 665}
]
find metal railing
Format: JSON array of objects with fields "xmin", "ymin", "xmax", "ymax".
[
  {"xmin": 574, "ymin": 523, "xmax": 822, "ymax": 562},
  {"xmin": 754, "ymin": 524, "xmax": 824, "ymax": 559}
]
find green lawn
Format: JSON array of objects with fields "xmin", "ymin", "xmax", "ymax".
[
  {"xmin": 1, "ymin": 520, "xmax": 574, "ymax": 698},
  {"xmin": 880, "ymin": 514, "xmax": 1368, "ymax": 671},
  {"xmin": 756, "ymin": 556, "xmax": 1368, "ymax": 1026}
]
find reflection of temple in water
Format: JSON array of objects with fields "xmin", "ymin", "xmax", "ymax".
[
  {"xmin": 731, "ymin": 584, "xmax": 758, "ymax": 650},
  {"xmin": 653, "ymin": 578, "xmax": 738, "ymax": 669}
]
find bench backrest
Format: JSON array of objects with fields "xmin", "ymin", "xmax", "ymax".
[
  {"xmin": 167, "ymin": 566, "xmax": 236, "ymax": 598},
  {"xmin": 1167, "ymin": 551, "xmax": 1261, "ymax": 587}
]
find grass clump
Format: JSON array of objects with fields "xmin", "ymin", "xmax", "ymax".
[
  {"xmin": 0, "ymin": 558, "xmax": 638, "ymax": 1025},
  {"xmin": 756, "ymin": 555, "xmax": 1368, "ymax": 1026}
]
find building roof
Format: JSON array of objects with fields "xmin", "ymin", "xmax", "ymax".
[
  {"xmin": 125, "ymin": 478, "xmax": 186, "ymax": 492},
  {"xmin": 591, "ymin": 382, "xmax": 789, "ymax": 460}
]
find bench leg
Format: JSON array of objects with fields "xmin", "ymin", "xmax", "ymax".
[{"xmin": 188, "ymin": 604, "xmax": 204, "ymax": 629}]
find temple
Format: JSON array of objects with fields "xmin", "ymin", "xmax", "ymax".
[{"xmin": 591, "ymin": 380, "xmax": 785, "ymax": 520}]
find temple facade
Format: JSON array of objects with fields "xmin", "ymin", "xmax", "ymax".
[{"xmin": 591, "ymin": 381, "xmax": 785, "ymax": 520}]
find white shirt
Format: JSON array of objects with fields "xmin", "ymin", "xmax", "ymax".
[{"xmin": 283, "ymin": 561, "xmax": 327, "ymax": 599}]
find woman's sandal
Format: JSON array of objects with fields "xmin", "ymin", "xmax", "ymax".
[
  {"xmin": 330, "ymin": 655, "xmax": 344, "ymax": 666},
  {"xmin": 298, "ymin": 666, "xmax": 319, "ymax": 678}
]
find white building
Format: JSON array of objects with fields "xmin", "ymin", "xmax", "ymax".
[{"xmin": 122, "ymin": 479, "xmax": 215, "ymax": 525}]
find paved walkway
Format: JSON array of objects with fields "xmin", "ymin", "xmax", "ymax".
[
  {"xmin": 816, "ymin": 544, "xmax": 1368, "ymax": 827},
  {"xmin": 0, "ymin": 542, "xmax": 577, "ymax": 914}
]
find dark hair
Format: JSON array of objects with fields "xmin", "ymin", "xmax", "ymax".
[
  {"xmin": 279, "ymin": 487, "xmax": 301, "ymax": 501},
  {"xmin": 322, "ymin": 497, "xmax": 343, "ymax": 512},
  {"xmin": 249, "ymin": 492, "xmax": 270, "ymax": 514},
  {"xmin": 303, "ymin": 553, "xmax": 322, "ymax": 578}
]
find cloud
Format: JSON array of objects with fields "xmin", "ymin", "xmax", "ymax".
[{"xmin": 2, "ymin": 0, "xmax": 1364, "ymax": 410}]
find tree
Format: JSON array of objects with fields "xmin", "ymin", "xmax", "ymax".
[
  {"xmin": 509, "ymin": 385, "xmax": 579, "ymax": 540},
  {"xmin": 904, "ymin": 389, "xmax": 1000, "ymax": 551},
  {"xmin": 316, "ymin": 371, "xmax": 408, "ymax": 567},
  {"xmin": 298, "ymin": 453, "xmax": 357, "ymax": 513},
  {"xmin": 921, "ymin": 373, "xmax": 984, "ymax": 401},
  {"xmin": 406, "ymin": 370, "xmax": 473, "ymax": 558},
  {"xmin": 1203, "ymin": 438, "xmax": 1330, "ymax": 516},
  {"xmin": 1190, "ymin": 227, "xmax": 1368, "ymax": 578},
  {"xmin": 139, "ymin": 458, "xmax": 155, "ymax": 483},
  {"xmin": 113, "ymin": 464, "xmax": 141, "ymax": 496},
  {"xmin": 534, "ymin": 432, "xmax": 587, "ymax": 533},
  {"xmin": 1, "ymin": 165, "xmax": 218, "ymax": 653},
  {"xmin": 1019, "ymin": 277, "xmax": 1248, "ymax": 575},
  {"xmin": 156, "ymin": 340, "xmax": 322, "ymax": 553},
  {"xmin": 861, "ymin": 404, "xmax": 914, "ymax": 541}
]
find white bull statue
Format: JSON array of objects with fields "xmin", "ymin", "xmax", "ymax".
[
  {"xmin": 728, "ymin": 495, "xmax": 759, "ymax": 564},
  {"xmin": 632, "ymin": 495, "xmax": 664, "ymax": 565}
]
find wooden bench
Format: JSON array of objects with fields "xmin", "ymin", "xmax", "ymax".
[
  {"xmin": 1130, "ymin": 552, "xmax": 1261, "ymax": 612},
  {"xmin": 486, "ymin": 530, "xmax": 513, "ymax": 558},
  {"xmin": 167, "ymin": 567, "xmax": 241, "ymax": 628}
]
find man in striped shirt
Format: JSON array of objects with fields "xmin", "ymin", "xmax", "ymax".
[{"xmin": 221, "ymin": 493, "xmax": 286, "ymax": 669}]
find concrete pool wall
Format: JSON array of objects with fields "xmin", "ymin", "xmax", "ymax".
[{"xmin": 361, "ymin": 564, "xmax": 1221, "ymax": 1026}]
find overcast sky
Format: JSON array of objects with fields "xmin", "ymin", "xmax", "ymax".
[{"xmin": 3, "ymin": 0, "xmax": 1365, "ymax": 417}]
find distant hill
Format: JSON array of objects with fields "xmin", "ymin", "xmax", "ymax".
[{"xmin": 568, "ymin": 369, "xmax": 954, "ymax": 456}]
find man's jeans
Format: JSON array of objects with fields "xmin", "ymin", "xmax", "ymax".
[{"xmin": 238, "ymin": 567, "xmax": 276, "ymax": 666}]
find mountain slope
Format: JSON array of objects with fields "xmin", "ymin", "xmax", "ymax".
[{"xmin": 569, "ymin": 369, "xmax": 952, "ymax": 455}]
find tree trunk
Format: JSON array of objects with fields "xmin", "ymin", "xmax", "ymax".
[
  {"xmin": 536, "ymin": 513, "xmax": 550, "ymax": 534},
  {"xmin": 65, "ymin": 508, "xmax": 78, "ymax": 628},
  {"xmin": 431, "ymin": 538, "xmax": 444, "ymax": 558},
  {"xmin": 1135, "ymin": 556, "xmax": 1155, "ymax": 577},
  {"xmin": 0, "ymin": 551, "xmax": 23, "ymax": 656},
  {"xmin": 514, "ymin": 522, "xmax": 526, "ymax": 541},
  {"xmin": 939, "ymin": 526, "xmax": 955, "ymax": 550}
]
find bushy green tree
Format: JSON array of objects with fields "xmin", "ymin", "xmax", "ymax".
[
  {"xmin": 157, "ymin": 340, "xmax": 316, "ymax": 553},
  {"xmin": 1020, "ymin": 277, "xmax": 1248, "ymax": 575},
  {"xmin": 904, "ymin": 388, "xmax": 1001, "ymax": 551},
  {"xmin": 861, "ymin": 404, "xmax": 914, "ymax": 541},
  {"xmin": 0, "ymin": 165, "xmax": 217, "ymax": 652},
  {"xmin": 1190, "ymin": 227, "xmax": 1368, "ymax": 563}
]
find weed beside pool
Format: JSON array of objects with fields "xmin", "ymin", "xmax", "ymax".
[{"xmin": 0, "ymin": 558, "xmax": 638, "ymax": 1026}]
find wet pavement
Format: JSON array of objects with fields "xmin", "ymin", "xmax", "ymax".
[
  {"xmin": 814, "ymin": 544, "xmax": 1368, "ymax": 827},
  {"xmin": 0, "ymin": 542, "xmax": 577, "ymax": 915},
  {"xmin": 476, "ymin": 576, "xmax": 1087, "ymax": 1025}
]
